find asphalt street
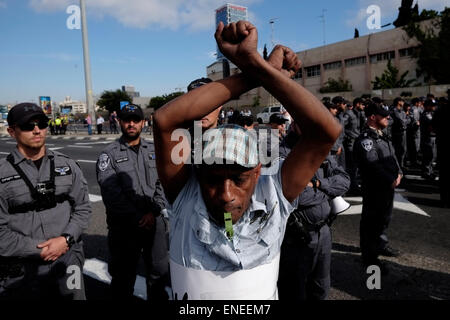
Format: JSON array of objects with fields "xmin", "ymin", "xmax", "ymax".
[{"xmin": 0, "ymin": 132, "xmax": 449, "ymax": 300}]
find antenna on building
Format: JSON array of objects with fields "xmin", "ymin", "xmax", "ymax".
[
  {"xmin": 318, "ymin": 9, "xmax": 327, "ymax": 45},
  {"xmin": 269, "ymin": 18, "xmax": 279, "ymax": 49}
]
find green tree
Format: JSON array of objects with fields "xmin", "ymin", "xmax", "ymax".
[
  {"xmin": 97, "ymin": 89, "xmax": 133, "ymax": 113},
  {"xmin": 319, "ymin": 78, "xmax": 352, "ymax": 93},
  {"xmin": 372, "ymin": 60, "xmax": 416, "ymax": 89},
  {"xmin": 252, "ymin": 95, "xmax": 261, "ymax": 108},
  {"xmin": 403, "ymin": 8, "xmax": 450, "ymax": 84},
  {"xmin": 148, "ymin": 91, "xmax": 184, "ymax": 111}
]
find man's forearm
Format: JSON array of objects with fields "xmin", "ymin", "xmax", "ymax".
[
  {"xmin": 238, "ymin": 54, "xmax": 340, "ymax": 143},
  {"xmin": 154, "ymin": 73, "xmax": 257, "ymax": 131}
]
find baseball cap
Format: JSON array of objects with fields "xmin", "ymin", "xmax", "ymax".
[
  {"xmin": 424, "ymin": 99, "xmax": 437, "ymax": 107},
  {"xmin": 237, "ymin": 114, "xmax": 254, "ymax": 127},
  {"xmin": 269, "ymin": 113, "xmax": 289, "ymax": 125},
  {"xmin": 332, "ymin": 96, "xmax": 345, "ymax": 105},
  {"xmin": 365, "ymin": 103, "xmax": 390, "ymax": 117},
  {"xmin": 7, "ymin": 103, "xmax": 48, "ymax": 127},
  {"xmin": 324, "ymin": 101, "xmax": 337, "ymax": 109},
  {"xmin": 118, "ymin": 104, "xmax": 144, "ymax": 120},
  {"xmin": 187, "ymin": 77, "xmax": 212, "ymax": 92},
  {"xmin": 202, "ymin": 124, "xmax": 258, "ymax": 168}
]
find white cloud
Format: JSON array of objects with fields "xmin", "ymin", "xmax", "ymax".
[
  {"xmin": 28, "ymin": 0, "xmax": 262, "ymax": 31},
  {"xmin": 346, "ymin": 0, "xmax": 448, "ymax": 28}
]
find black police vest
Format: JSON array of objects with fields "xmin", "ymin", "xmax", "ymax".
[{"xmin": 6, "ymin": 155, "xmax": 70, "ymax": 214}]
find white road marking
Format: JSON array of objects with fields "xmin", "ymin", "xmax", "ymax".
[
  {"xmin": 49, "ymin": 147, "xmax": 64, "ymax": 151},
  {"xmin": 341, "ymin": 193, "xmax": 430, "ymax": 217},
  {"xmin": 83, "ymin": 258, "xmax": 147, "ymax": 300},
  {"xmin": 6, "ymin": 141, "xmax": 16, "ymax": 144},
  {"xmin": 67, "ymin": 145, "xmax": 93, "ymax": 148},
  {"xmin": 75, "ymin": 141, "xmax": 111, "ymax": 145},
  {"xmin": 89, "ymin": 194, "xmax": 103, "ymax": 202},
  {"xmin": 405, "ymin": 174, "xmax": 439, "ymax": 181},
  {"xmin": 77, "ymin": 159, "xmax": 97, "ymax": 163},
  {"xmin": 0, "ymin": 152, "xmax": 10, "ymax": 155}
]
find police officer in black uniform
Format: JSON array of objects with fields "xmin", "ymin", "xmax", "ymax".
[
  {"xmin": 420, "ymin": 99, "xmax": 437, "ymax": 180},
  {"xmin": 407, "ymin": 98, "xmax": 422, "ymax": 166},
  {"xmin": 0, "ymin": 103, "xmax": 91, "ymax": 300},
  {"xmin": 96, "ymin": 104, "xmax": 168, "ymax": 300},
  {"xmin": 278, "ymin": 122, "xmax": 350, "ymax": 300},
  {"xmin": 343, "ymin": 99, "xmax": 360, "ymax": 194},
  {"xmin": 433, "ymin": 95, "xmax": 450, "ymax": 207},
  {"xmin": 391, "ymin": 97, "xmax": 410, "ymax": 172},
  {"xmin": 324, "ymin": 102, "xmax": 345, "ymax": 165},
  {"xmin": 354, "ymin": 103, "xmax": 402, "ymax": 272}
]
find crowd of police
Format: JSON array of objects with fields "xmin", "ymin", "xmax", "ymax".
[
  {"xmin": 320, "ymin": 92, "xmax": 449, "ymax": 208},
  {"xmin": 0, "ymin": 86, "xmax": 448, "ymax": 301}
]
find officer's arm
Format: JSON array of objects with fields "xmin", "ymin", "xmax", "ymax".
[
  {"xmin": 294, "ymin": 185, "xmax": 327, "ymax": 208},
  {"xmin": 0, "ymin": 196, "xmax": 43, "ymax": 258},
  {"xmin": 96, "ymin": 152, "xmax": 139, "ymax": 214},
  {"xmin": 317, "ymin": 157, "xmax": 350, "ymax": 198},
  {"xmin": 63, "ymin": 161, "xmax": 91, "ymax": 241},
  {"xmin": 149, "ymin": 179, "xmax": 167, "ymax": 216}
]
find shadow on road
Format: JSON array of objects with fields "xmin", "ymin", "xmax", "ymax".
[{"xmin": 331, "ymin": 242, "xmax": 450, "ymax": 300}]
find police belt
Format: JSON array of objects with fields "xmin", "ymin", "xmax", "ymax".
[
  {"xmin": 289, "ymin": 208, "xmax": 335, "ymax": 233},
  {"xmin": 6, "ymin": 154, "xmax": 71, "ymax": 214}
]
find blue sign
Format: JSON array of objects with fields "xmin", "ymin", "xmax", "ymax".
[{"xmin": 120, "ymin": 101, "xmax": 130, "ymax": 110}]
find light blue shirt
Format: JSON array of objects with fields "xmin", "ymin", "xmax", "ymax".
[{"xmin": 168, "ymin": 162, "xmax": 294, "ymax": 271}]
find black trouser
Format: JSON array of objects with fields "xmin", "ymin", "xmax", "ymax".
[
  {"xmin": 392, "ymin": 132, "xmax": 406, "ymax": 171},
  {"xmin": 344, "ymin": 139, "xmax": 358, "ymax": 192},
  {"xmin": 0, "ymin": 243, "xmax": 86, "ymax": 300},
  {"xmin": 97, "ymin": 124, "xmax": 103, "ymax": 134},
  {"xmin": 108, "ymin": 223, "xmax": 157, "ymax": 300},
  {"xmin": 407, "ymin": 129, "xmax": 420, "ymax": 164},
  {"xmin": 421, "ymin": 137, "xmax": 436, "ymax": 176},
  {"xmin": 437, "ymin": 144, "xmax": 450, "ymax": 207},
  {"xmin": 360, "ymin": 186, "xmax": 394, "ymax": 264},
  {"xmin": 278, "ymin": 225, "xmax": 331, "ymax": 300}
]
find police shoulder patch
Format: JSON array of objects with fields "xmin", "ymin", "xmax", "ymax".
[
  {"xmin": 98, "ymin": 153, "xmax": 111, "ymax": 172},
  {"xmin": 361, "ymin": 139, "xmax": 373, "ymax": 152}
]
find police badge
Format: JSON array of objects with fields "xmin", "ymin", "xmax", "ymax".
[
  {"xmin": 98, "ymin": 153, "xmax": 110, "ymax": 172},
  {"xmin": 361, "ymin": 139, "xmax": 373, "ymax": 152}
]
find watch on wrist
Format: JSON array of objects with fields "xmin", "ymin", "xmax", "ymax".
[{"xmin": 62, "ymin": 233, "xmax": 75, "ymax": 248}]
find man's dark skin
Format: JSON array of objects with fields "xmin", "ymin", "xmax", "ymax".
[{"xmin": 153, "ymin": 21, "xmax": 341, "ymax": 225}]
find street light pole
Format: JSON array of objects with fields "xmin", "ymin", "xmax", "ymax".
[{"xmin": 79, "ymin": 0, "xmax": 95, "ymax": 125}]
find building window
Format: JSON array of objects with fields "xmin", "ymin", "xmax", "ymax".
[
  {"xmin": 370, "ymin": 51, "xmax": 395, "ymax": 63},
  {"xmin": 294, "ymin": 69, "xmax": 303, "ymax": 79},
  {"xmin": 306, "ymin": 65, "xmax": 321, "ymax": 77},
  {"xmin": 399, "ymin": 47, "xmax": 417, "ymax": 58},
  {"xmin": 323, "ymin": 61, "xmax": 342, "ymax": 70},
  {"xmin": 345, "ymin": 56, "xmax": 366, "ymax": 67}
]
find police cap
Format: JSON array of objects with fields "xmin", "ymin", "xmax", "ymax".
[{"xmin": 7, "ymin": 103, "xmax": 48, "ymax": 127}]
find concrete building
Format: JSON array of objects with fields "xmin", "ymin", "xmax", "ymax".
[
  {"xmin": 215, "ymin": 3, "xmax": 248, "ymax": 60},
  {"xmin": 206, "ymin": 20, "xmax": 446, "ymax": 109},
  {"xmin": 59, "ymin": 96, "xmax": 87, "ymax": 114},
  {"xmin": 122, "ymin": 85, "xmax": 140, "ymax": 98}
]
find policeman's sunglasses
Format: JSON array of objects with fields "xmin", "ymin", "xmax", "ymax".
[{"xmin": 18, "ymin": 120, "xmax": 48, "ymax": 131}]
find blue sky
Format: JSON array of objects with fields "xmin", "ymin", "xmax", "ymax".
[{"xmin": 0, "ymin": 0, "xmax": 447, "ymax": 105}]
